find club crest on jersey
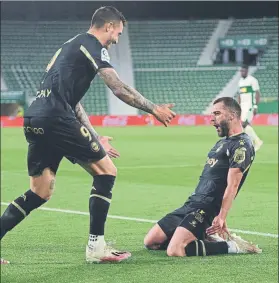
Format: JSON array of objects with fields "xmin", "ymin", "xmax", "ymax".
[
  {"xmin": 233, "ymin": 147, "xmax": 246, "ymax": 164},
  {"xmin": 101, "ymin": 48, "xmax": 110, "ymax": 63},
  {"xmin": 91, "ymin": 142, "xmax": 100, "ymax": 152}
]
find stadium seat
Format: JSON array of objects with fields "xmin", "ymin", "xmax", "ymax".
[
  {"xmin": 226, "ymin": 18, "xmax": 278, "ymax": 68},
  {"xmin": 1, "ymin": 18, "xmax": 277, "ymax": 115}
]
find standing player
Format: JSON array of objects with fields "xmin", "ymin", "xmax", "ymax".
[
  {"xmin": 238, "ymin": 64, "xmax": 263, "ymax": 151},
  {"xmin": 0, "ymin": 6, "xmax": 176, "ymax": 264},
  {"xmin": 144, "ymin": 97, "xmax": 262, "ymax": 257}
]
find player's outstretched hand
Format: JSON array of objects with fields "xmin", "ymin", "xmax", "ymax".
[
  {"xmin": 153, "ymin": 103, "xmax": 176, "ymax": 127},
  {"xmin": 99, "ymin": 136, "xmax": 120, "ymax": 159},
  {"xmin": 206, "ymin": 215, "xmax": 225, "ymax": 236},
  {"xmin": 220, "ymin": 220, "xmax": 231, "ymax": 240}
]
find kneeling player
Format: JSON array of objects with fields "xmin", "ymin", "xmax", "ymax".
[{"xmin": 144, "ymin": 97, "xmax": 262, "ymax": 257}]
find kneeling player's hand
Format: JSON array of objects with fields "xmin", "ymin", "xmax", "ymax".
[
  {"xmin": 206, "ymin": 216, "xmax": 225, "ymax": 236},
  {"xmin": 220, "ymin": 220, "xmax": 231, "ymax": 240},
  {"xmin": 99, "ymin": 136, "xmax": 120, "ymax": 159},
  {"xmin": 153, "ymin": 104, "xmax": 176, "ymax": 127}
]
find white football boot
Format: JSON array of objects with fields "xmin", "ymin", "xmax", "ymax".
[
  {"xmin": 86, "ymin": 243, "xmax": 131, "ymax": 263},
  {"xmin": 1, "ymin": 258, "xmax": 10, "ymax": 264},
  {"xmin": 206, "ymin": 233, "xmax": 226, "ymax": 242},
  {"xmin": 229, "ymin": 233, "xmax": 262, "ymax": 254}
]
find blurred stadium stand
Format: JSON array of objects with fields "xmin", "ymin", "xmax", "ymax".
[
  {"xmin": 1, "ymin": 1, "xmax": 278, "ymax": 116},
  {"xmin": 1, "ymin": 21, "xmax": 108, "ymax": 114},
  {"xmin": 226, "ymin": 18, "xmax": 278, "ymax": 104}
]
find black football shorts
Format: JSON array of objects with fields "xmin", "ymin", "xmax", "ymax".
[
  {"xmin": 157, "ymin": 204, "xmax": 213, "ymax": 240},
  {"xmin": 23, "ymin": 117, "xmax": 106, "ymax": 176}
]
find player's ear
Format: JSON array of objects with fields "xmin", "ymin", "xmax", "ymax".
[
  {"xmin": 230, "ymin": 112, "xmax": 236, "ymax": 121},
  {"xmin": 105, "ymin": 22, "xmax": 114, "ymax": 32}
]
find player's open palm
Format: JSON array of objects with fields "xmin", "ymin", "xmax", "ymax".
[
  {"xmin": 99, "ymin": 136, "xmax": 120, "ymax": 159},
  {"xmin": 220, "ymin": 220, "xmax": 231, "ymax": 240},
  {"xmin": 153, "ymin": 103, "xmax": 176, "ymax": 127},
  {"xmin": 206, "ymin": 216, "xmax": 225, "ymax": 236}
]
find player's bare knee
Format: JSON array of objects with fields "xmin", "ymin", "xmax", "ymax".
[
  {"xmin": 144, "ymin": 225, "xmax": 168, "ymax": 250},
  {"xmin": 144, "ymin": 236, "xmax": 163, "ymax": 250},
  {"xmin": 167, "ymin": 245, "xmax": 185, "ymax": 257},
  {"xmin": 31, "ymin": 178, "xmax": 55, "ymax": 200},
  {"xmin": 46, "ymin": 178, "xmax": 56, "ymax": 200},
  {"xmin": 103, "ymin": 162, "xmax": 117, "ymax": 176},
  {"xmin": 87, "ymin": 156, "xmax": 117, "ymax": 176},
  {"xmin": 143, "ymin": 234, "xmax": 154, "ymax": 249},
  {"xmin": 111, "ymin": 164, "xmax": 117, "ymax": 176},
  {"xmin": 30, "ymin": 168, "xmax": 56, "ymax": 200}
]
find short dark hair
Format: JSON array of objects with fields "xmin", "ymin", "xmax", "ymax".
[
  {"xmin": 213, "ymin": 97, "xmax": 241, "ymax": 119},
  {"xmin": 91, "ymin": 6, "xmax": 126, "ymax": 28},
  {"xmin": 241, "ymin": 64, "xmax": 249, "ymax": 70}
]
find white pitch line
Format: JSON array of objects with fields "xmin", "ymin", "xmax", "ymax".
[
  {"xmin": 1, "ymin": 160, "xmax": 276, "ymax": 175},
  {"xmin": 1, "ymin": 202, "xmax": 278, "ymax": 238}
]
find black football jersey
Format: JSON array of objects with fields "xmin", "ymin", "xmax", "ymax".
[
  {"xmin": 187, "ymin": 132, "xmax": 255, "ymax": 212},
  {"xmin": 24, "ymin": 33, "xmax": 113, "ymax": 117}
]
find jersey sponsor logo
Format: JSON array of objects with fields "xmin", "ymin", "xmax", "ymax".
[
  {"xmin": 206, "ymin": 157, "xmax": 218, "ymax": 167},
  {"xmin": 36, "ymin": 89, "xmax": 52, "ymax": 98},
  {"xmin": 101, "ymin": 48, "xmax": 110, "ymax": 63},
  {"xmin": 233, "ymin": 147, "xmax": 246, "ymax": 164},
  {"xmin": 240, "ymin": 87, "xmax": 247, "ymax": 93},
  {"xmin": 23, "ymin": 127, "xmax": 44, "ymax": 135}
]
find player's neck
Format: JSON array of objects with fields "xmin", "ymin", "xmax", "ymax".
[
  {"xmin": 228, "ymin": 125, "xmax": 243, "ymax": 137},
  {"xmin": 87, "ymin": 28, "xmax": 107, "ymax": 47},
  {"xmin": 228, "ymin": 122, "xmax": 243, "ymax": 137}
]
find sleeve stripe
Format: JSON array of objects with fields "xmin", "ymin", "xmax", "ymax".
[
  {"xmin": 243, "ymin": 163, "xmax": 251, "ymax": 174},
  {"xmin": 80, "ymin": 45, "xmax": 98, "ymax": 70}
]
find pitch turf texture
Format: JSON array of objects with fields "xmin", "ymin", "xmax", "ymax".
[{"xmin": 1, "ymin": 126, "xmax": 278, "ymax": 283}]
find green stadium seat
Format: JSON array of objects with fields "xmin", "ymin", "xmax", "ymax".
[
  {"xmin": 226, "ymin": 18, "xmax": 278, "ymax": 68},
  {"xmin": 1, "ymin": 21, "xmax": 108, "ymax": 114},
  {"xmin": 1, "ymin": 19, "xmax": 277, "ymax": 115}
]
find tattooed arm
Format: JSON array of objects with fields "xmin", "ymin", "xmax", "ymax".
[
  {"xmin": 98, "ymin": 68, "xmax": 156, "ymax": 114},
  {"xmin": 75, "ymin": 102, "xmax": 99, "ymax": 139}
]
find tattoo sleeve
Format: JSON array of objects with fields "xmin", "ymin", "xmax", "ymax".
[
  {"xmin": 75, "ymin": 102, "xmax": 99, "ymax": 139},
  {"xmin": 98, "ymin": 68, "xmax": 156, "ymax": 114}
]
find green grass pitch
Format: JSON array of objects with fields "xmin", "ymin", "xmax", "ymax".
[{"xmin": 1, "ymin": 126, "xmax": 278, "ymax": 283}]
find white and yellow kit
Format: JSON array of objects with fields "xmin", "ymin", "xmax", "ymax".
[{"xmin": 238, "ymin": 75, "xmax": 259, "ymax": 123}]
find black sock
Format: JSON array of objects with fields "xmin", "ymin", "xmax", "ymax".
[
  {"xmin": 89, "ymin": 175, "xmax": 115, "ymax": 235},
  {"xmin": 185, "ymin": 240, "xmax": 229, "ymax": 256},
  {"xmin": 0, "ymin": 190, "xmax": 46, "ymax": 239}
]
